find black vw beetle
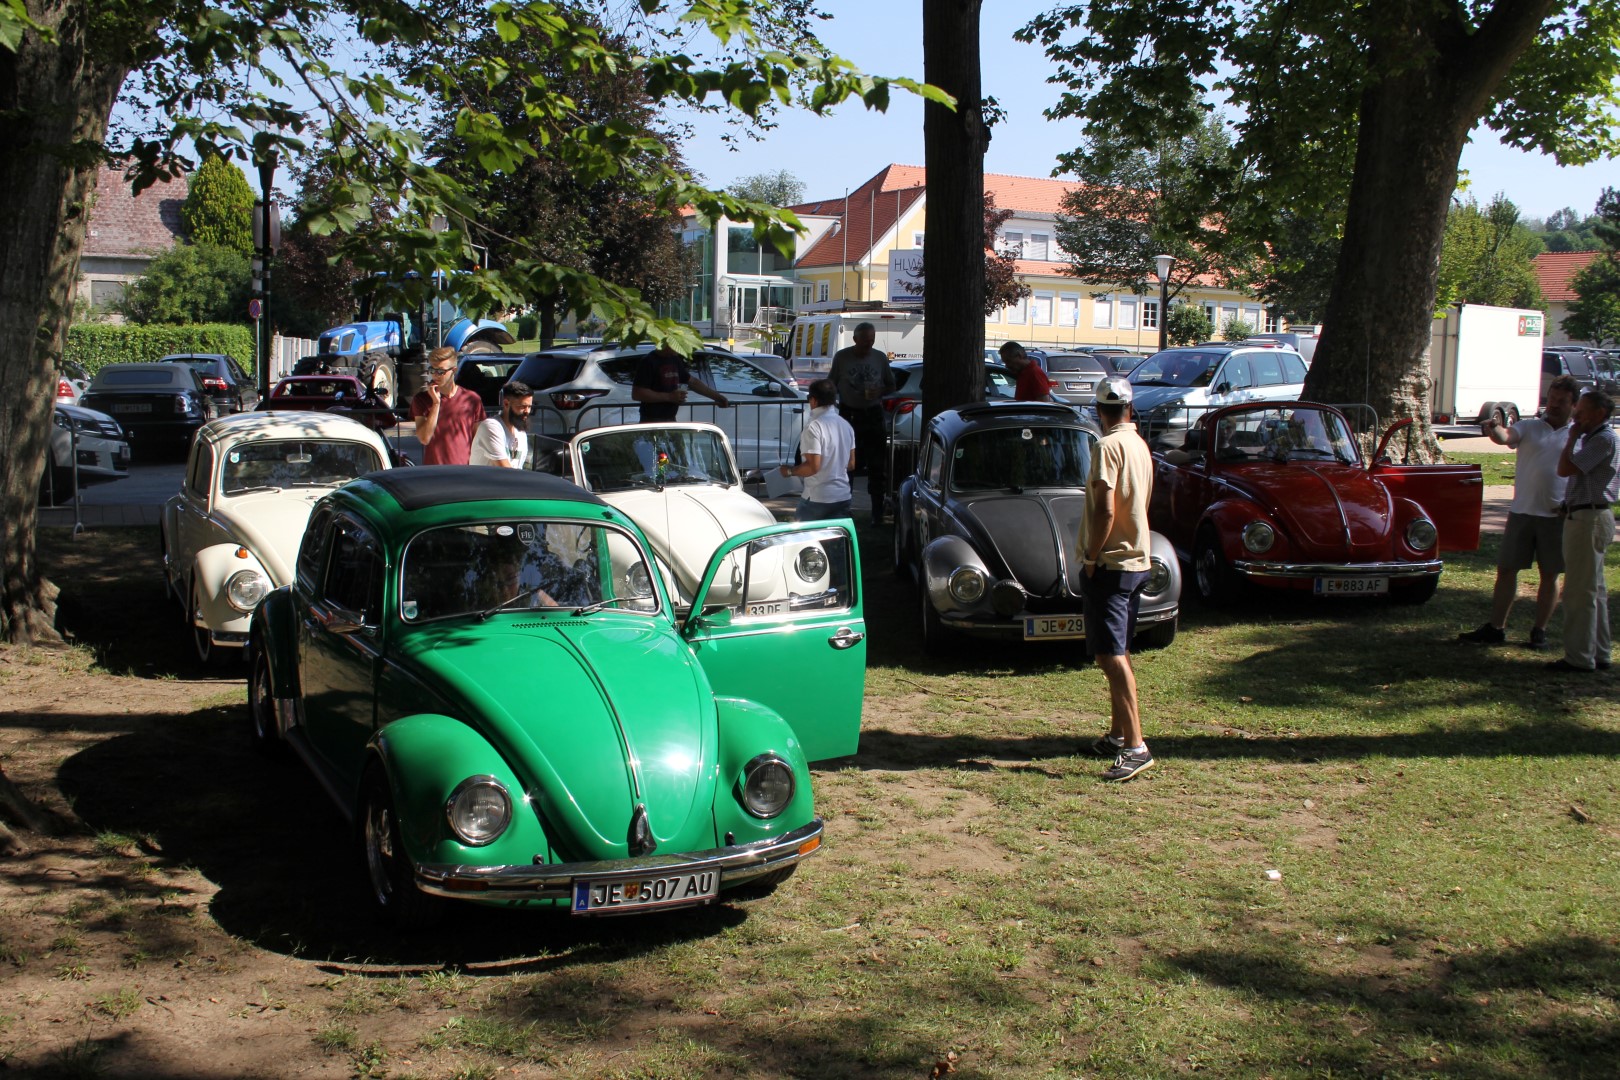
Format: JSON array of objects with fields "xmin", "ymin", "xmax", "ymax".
[{"xmin": 893, "ymin": 401, "xmax": 1181, "ymax": 655}]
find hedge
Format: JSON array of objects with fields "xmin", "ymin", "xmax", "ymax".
[{"xmin": 66, "ymin": 323, "xmax": 256, "ymax": 376}]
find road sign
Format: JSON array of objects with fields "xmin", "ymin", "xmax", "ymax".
[{"xmin": 248, "ymin": 298, "xmax": 263, "ymax": 320}]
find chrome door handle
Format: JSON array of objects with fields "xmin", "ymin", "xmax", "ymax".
[{"xmin": 829, "ymin": 627, "xmax": 864, "ymax": 650}]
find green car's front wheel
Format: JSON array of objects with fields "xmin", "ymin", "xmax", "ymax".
[{"xmin": 360, "ymin": 769, "xmax": 445, "ymax": 931}]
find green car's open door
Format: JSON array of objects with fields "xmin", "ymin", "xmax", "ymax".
[{"xmin": 684, "ymin": 522, "xmax": 865, "ymax": 762}]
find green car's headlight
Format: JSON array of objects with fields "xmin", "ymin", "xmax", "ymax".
[
  {"xmin": 741, "ymin": 754, "xmax": 795, "ymax": 819},
  {"xmin": 445, "ymin": 776, "xmax": 512, "ymax": 845},
  {"xmin": 795, "ymin": 545, "xmax": 829, "ymax": 582},
  {"xmin": 225, "ymin": 569, "xmax": 271, "ymax": 612},
  {"xmin": 1406, "ymin": 518, "xmax": 1437, "ymax": 550}
]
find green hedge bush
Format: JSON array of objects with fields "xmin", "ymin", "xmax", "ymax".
[{"xmin": 66, "ymin": 323, "xmax": 256, "ymax": 376}]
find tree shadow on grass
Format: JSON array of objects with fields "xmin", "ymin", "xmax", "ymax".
[{"xmin": 54, "ymin": 704, "xmax": 752, "ymax": 971}]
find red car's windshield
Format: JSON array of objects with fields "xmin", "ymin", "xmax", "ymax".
[{"xmin": 1212, "ymin": 407, "xmax": 1360, "ymax": 466}]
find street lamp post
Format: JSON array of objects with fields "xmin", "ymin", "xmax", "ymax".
[
  {"xmin": 252, "ymin": 140, "xmax": 280, "ymax": 399},
  {"xmin": 1153, "ymin": 254, "xmax": 1174, "ymax": 353}
]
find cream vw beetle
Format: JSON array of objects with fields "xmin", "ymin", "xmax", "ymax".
[
  {"xmin": 560, "ymin": 422, "xmax": 835, "ymax": 613},
  {"xmin": 162, "ymin": 411, "xmax": 393, "ymax": 662}
]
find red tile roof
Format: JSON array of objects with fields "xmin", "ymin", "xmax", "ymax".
[
  {"xmin": 1533, "ymin": 250, "xmax": 1604, "ymax": 303},
  {"xmin": 84, "ymin": 163, "xmax": 187, "ymax": 258}
]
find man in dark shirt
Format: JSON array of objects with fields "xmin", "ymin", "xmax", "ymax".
[
  {"xmin": 630, "ymin": 345, "xmax": 730, "ymax": 422},
  {"xmin": 828, "ymin": 322, "xmax": 896, "ymax": 523}
]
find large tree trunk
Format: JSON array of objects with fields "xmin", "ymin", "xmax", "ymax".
[
  {"xmin": 0, "ymin": 6, "xmax": 131, "ymax": 642},
  {"xmin": 921, "ymin": 0, "xmax": 987, "ymax": 424},
  {"xmin": 1303, "ymin": 0, "xmax": 1557, "ymax": 460}
]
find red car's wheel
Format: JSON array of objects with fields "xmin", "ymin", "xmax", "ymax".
[{"xmin": 1194, "ymin": 529, "xmax": 1243, "ymax": 607}]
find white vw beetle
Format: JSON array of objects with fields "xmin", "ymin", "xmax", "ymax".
[{"xmin": 162, "ymin": 411, "xmax": 394, "ymax": 662}]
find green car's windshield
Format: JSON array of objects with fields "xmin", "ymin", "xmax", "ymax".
[
  {"xmin": 576, "ymin": 428, "xmax": 738, "ymax": 493},
  {"xmin": 951, "ymin": 426, "xmax": 1094, "ymax": 493},
  {"xmin": 1214, "ymin": 406, "xmax": 1361, "ymax": 465},
  {"xmin": 399, "ymin": 520, "xmax": 658, "ymax": 623},
  {"xmin": 220, "ymin": 439, "xmax": 382, "ymax": 495}
]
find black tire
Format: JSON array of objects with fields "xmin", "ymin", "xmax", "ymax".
[
  {"xmin": 358, "ymin": 351, "xmax": 397, "ymax": 410},
  {"xmin": 460, "ymin": 338, "xmax": 501, "ymax": 355},
  {"xmin": 1491, "ymin": 405, "xmax": 1508, "ymax": 428},
  {"xmin": 359, "ymin": 768, "xmax": 445, "ymax": 931},
  {"xmin": 1194, "ymin": 529, "xmax": 1243, "ymax": 607},
  {"xmin": 38, "ymin": 465, "xmax": 72, "ymax": 506},
  {"xmin": 190, "ymin": 581, "xmax": 216, "ymax": 664},
  {"xmin": 920, "ymin": 583, "xmax": 948, "ymax": 656},
  {"xmin": 1136, "ymin": 617, "xmax": 1178, "ymax": 650},
  {"xmin": 1506, "ymin": 405, "xmax": 1521, "ymax": 425},
  {"xmin": 1391, "ymin": 575, "xmax": 1440, "ymax": 606},
  {"xmin": 727, "ymin": 865, "xmax": 797, "ymax": 901},
  {"xmin": 247, "ymin": 643, "xmax": 288, "ymax": 757}
]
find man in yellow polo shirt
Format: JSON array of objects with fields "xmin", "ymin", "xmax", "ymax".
[{"xmin": 1078, "ymin": 376, "xmax": 1156, "ymax": 781}]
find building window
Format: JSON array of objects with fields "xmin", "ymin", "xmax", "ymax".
[
  {"xmin": 1092, "ymin": 294, "xmax": 1113, "ymax": 329},
  {"xmin": 1118, "ymin": 297, "xmax": 1138, "ymax": 330},
  {"xmin": 1058, "ymin": 294, "xmax": 1079, "ymax": 327},
  {"xmin": 1142, "ymin": 300, "xmax": 1160, "ymax": 330},
  {"xmin": 1027, "ymin": 233, "xmax": 1050, "ymax": 261},
  {"xmin": 1002, "ymin": 229, "xmax": 1023, "ymax": 255},
  {"xmin": 1202, "ymin": 302, "xmax": 1218, "ymax": 326},
  {"xmin": 818, "ymin": 281, "xmax": 829, "ymax": 303},
  {"xmin": 1032, "ymin": 292, "xmax": 1053, "ymax": 326},
  {"xmin": 913, "ymin": 232, "xmax": 925, "ymax": 247},
  {"xmin": 1007, "ymin": 295, "xmax": 1028, "ymax": 324},
  {"xmin": 90, "ymin": 280, "xmax": 125, "ymax": 311},
  {"xmin": 1264, "ymin": 311, "xmax": 1280, "ymax": 333}
]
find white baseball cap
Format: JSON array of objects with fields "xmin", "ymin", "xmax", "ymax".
[{"xmin": 1095, "ymin": 376, "xmax": 1133, "ymax": 405}]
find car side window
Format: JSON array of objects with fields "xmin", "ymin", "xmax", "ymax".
[
  {"xmin": 1250, "ymin": 352, "xmax": 1284, "ymax": 386},
  {"xmin": 598, "ymin": 358, "xmax": 640, "ymax": 387},
  {"xmin": 1280, "ymin": 353, "xmax": 1307, "ymax": 383},
  {"xmin": 324, "ymin": 523, "xmax": 384, "ymax": 626},
  {"xmin": 923, "ymin": 435, "xmax": 946, "ymax": 488},
  {"xmin": 703, "ymin": 354, "xmax": 789, "ymax": 397},
  {"xmin": 228, "ymin": 358, "xmax": 250, "ymax": 384},
  {"xmin": 985, "ymin": 367, "xmax": 1015, "ymax": 399},
  {"xmin": 734, "ymin": 530, "xmax": 856, "ymax": 618},
  {"xmin": 187, "ymin": 443, "xmax": 213, "ymax": 499},
  {"xmin": 1220, "ymin": 356, "xmax": 1253, "ymax": 391},
  {"xmin": 296, "ymin": 507, "xmax": 336, "ymax": 593}
]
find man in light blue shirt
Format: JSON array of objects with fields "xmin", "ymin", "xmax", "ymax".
[{"xmin": 778, "ymin": 380, "xmax": 856, "ymax": 522}]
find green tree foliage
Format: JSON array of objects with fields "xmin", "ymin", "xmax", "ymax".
[
  {"xmin": 1221, "ymin": 316, "xmax": 1256, "ymax": 341},
  {"xmin": 1019, "ymin": 0, "xmax": 1620, "ymax": 452},
  {"xmin": 1436, "ymin": 194, "xmax": 1545, "ymax": 310},
  {"xmin": 181, "ymin": 154, "xmax": 255, "ymax": 253},
  {"xmin": 118, "ymin": 242, "xmax": 252, "ymax": 325},
  {"xmin": 1166, "ymin": 303, "xmax": 1213, "ymax": 346},
  {"xmin": 731, "ymin": 170, "xmax": 806, "ymax": 206},
  {"xmin": 1052, "ymin": 111, "xmax": 1258, "ymax": 300},
  {"xmin": 1527, "ymin": 206, "xmax": 1606, "ymax": 251},
  {"xmin": 1562, "ymin": 187, "xmax": 1620, "ymax": 344},
  {"xmin": 1250, "ymin": 210, "xmax": 1342, "ymax": 325}
]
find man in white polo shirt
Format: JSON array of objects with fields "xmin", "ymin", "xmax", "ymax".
[{"xmin": 778, "ymin": 379, "xmax": 856, "ymax": 521}]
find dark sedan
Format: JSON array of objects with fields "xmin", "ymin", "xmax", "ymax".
[
  {"xmin": 79, "ymin": 363, "xmax": 216, "ymax": 450},
  {"xmin": 894, "ymin": 401, "xmax": 1180, "ymax": 655},
  {"xmin": 261, "ymin": 375, "xmax": 399, "ymax": 432},
  {"xmin": 155, "ymin": 353, "xmax": 260, "ymax": 414}
]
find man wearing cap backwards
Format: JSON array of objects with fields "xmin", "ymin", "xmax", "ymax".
[{"xmin": 1078, "ymin": 376, "xmax": 1157, "ymax": 781}]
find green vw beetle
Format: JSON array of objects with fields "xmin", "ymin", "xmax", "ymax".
[{"xmin": 248, "ymin": 466, "xmax": 864, "ymax": 929}]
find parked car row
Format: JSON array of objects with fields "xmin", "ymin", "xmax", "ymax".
[
  {"xmin": 40, "ymin": 402, "xmax": 131, "ymax": 505},
  {"xmin": 1542, "ymin": 346, "xmax": 1620, "ymax": 404}
]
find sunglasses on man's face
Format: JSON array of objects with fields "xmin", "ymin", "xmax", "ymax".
[{"xmin": 429, "ymin": 366, "xmax": 455, "ymax": 376}]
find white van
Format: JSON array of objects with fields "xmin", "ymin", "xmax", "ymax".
[{"xmin": 787, "ymin": 310, "xmax": 925, "ymax": 386}]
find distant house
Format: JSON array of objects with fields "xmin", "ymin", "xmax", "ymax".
[
  {"xmin": 77, "ymin": 162, "xmax": 188, "ymax": 316},
  {"xmin": 1532, "ymin": 250, "xmax": 1603, "ymax": 346}
]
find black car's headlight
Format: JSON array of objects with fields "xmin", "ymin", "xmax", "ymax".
[
  {"xmin": 741, "ymin": 754, "xmax": 795, "ymax": 819},
  {"xmin": 795, "ymin": 545, "xmax": 828, "ymax": 583},
  {"xmin": 445, "ymin": 776, "xmax": 512, "ymax": 845},
  {"xmin": 949, "ymin": 566, "xmax": 987, "ymax": 604},
  {"xmin": 1241, "ymin": 522, "xmax": 1276, "ymax": 554},
  {"xmin": 224, "ymin": 570, "xmax": 271, "ymax": 612},
  {"xmin": 1406, "ymin": 518, "xmax": 1438, "ymax": 551},
  {"xmin": 1144, "ymin": 556, "xmax": 1172, "ymax": 597}
]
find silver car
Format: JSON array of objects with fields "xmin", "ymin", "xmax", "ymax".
[
  {"xmin": 512, "ymin": 344, "xmax": 806, "ymax": 478},
  {"xmin": 1127, "ymin": 343, "xmax": 1308, "ymax": 450},
  {"xmin": 42, "ymin": 403, "xmax": 130, "ymax": 504}
]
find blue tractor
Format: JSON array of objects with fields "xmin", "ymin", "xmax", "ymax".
[{"xmin": 302, "ymin": 274, "xmax": 515, "ymax": 412}]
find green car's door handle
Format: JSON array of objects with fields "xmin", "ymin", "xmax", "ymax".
[{"xmin": 829, "ymin": 627, "xmax": 864, "ymax": 650}]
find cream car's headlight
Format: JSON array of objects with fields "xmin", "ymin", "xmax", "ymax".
[
  {"xmin": 949, "ymin": 566, "xmax": 987, "ymax": 604},
  {"xmin": 224, "ymin": 569, "xmax": 271, "ymax": 612},
  {"xmin": 741, "ymin": 755, "xmax": 795, "ymax": 818},
  {"xmin": 1242, "ymin": 522, "xmax": 1276, "ymax": 554},
  {"xmin": 795, "ymin": 545, "xmax": 828, "ymax": 583},
  {"xmin": 445, "ymin": 776, "xmax": 512, "ymax": 845},
  {"xmin": 1406, "ymin": 518, "xmax": 1437, "ymax": 550},
  {"xmin": 1144, "ymin": 557, "xmax": 1172, "ymax": 597}
]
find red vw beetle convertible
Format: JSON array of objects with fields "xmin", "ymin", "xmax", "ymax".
[{"xmin": 1151, "ymin": 402, "xmax": 1483, "ymax": 605}]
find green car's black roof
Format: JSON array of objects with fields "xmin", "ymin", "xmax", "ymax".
[{"xmin": 362, "ymin": 466, "xmax": 608, "ymax": 512}]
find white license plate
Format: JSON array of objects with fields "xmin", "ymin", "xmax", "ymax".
[
  {"xmin": 572, "ymin": 869, "xmax": 719, "ymax": 914},
  {"xmin": 1024, "ymin": 615, "xmax": 1084, "ymax": 640},
  {"xmin": 113, "ymin": 403, "xmax": 152, "ymax": 414},
  {"xmin": 1314, "ymin": 576, "xmax": 1388, "ymax": 596},
  {"xmin": 1064, "ymin": 382, "xmax": 1094, "ymax": 393}
]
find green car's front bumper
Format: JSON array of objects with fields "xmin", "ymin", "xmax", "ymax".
[{"xmin": 414, "ymin": 819, "xmax": 824, "ymax": 904}]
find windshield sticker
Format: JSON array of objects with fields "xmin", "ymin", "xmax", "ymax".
[
  {"xmin": 495, "ymin": 524, "xmax": 514, "ymax": 537},
  {"xmin": 517, "ymin": 524, "xmax": 536, "ymax": 542},
  {"xmin": 1021, "ymin": 428, "xmax": 1033, "ymax": 441},
  {"xmin": 228, "ymin": 451, "xmax": 241, "ymax": 463},
  {"xmin": 401, "ymin": 600, "xmax": 418, "ymax": 620}
]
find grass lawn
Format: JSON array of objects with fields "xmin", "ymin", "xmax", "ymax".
[{"xmin": 13, "ymin": 525, "xmax": 1619, "ymax": 1078}]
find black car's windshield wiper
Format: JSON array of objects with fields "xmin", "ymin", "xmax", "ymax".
[{"xmin": 571, "ymin": 596, "xmax": 644, "ymax": 616}]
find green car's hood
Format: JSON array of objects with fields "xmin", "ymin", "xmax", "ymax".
[{"xmin": 407, "ymin": 619, "xmax": 717, "ymax": 860}]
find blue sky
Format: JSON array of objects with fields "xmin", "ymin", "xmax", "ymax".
[{"xmin": 676, "ymin": 1, "xmax": 1615, "ymax": 222}]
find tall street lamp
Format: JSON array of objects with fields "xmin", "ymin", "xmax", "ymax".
[
  {"xmin": 1153, "ymin": 253, "xmax": 1174, "ymax": 353},
  {"xmin": 252, "ymin": 137, "xmax": 280, "ymax": 399}
]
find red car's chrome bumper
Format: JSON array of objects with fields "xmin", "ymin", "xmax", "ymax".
[{"xmin": 1232, "ymin": 559, "xmax": 1442, "ymax": 579}]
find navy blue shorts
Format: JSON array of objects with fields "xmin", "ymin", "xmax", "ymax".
[{"xmin": 1083, "ymin": 567, "xmax": 1150, "ymax": 657}]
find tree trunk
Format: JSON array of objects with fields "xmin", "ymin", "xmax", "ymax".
[
  {"xmin": 0, "ymin": 8, "xmax": 131, "ymax": 642},
  {"xmin": 1303, "ymin": 0, "xmax": 1558, "ymax": 461},
  {"xmin": 538, "ymin": 292, "xmax": 559, "ymax": 348},
  {"xmin": 922, "ymin": 0, "xmax": 987, "ymax": 424}
]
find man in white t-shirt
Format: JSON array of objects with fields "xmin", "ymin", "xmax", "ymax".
[
  {"xmin": 1457, "ymin": 375, "xmax": 1578, "ymax": 648},
  {"xmin": 777, "ymin": 379, "xmax": 856, "ymax": 521},
  {"xmin": 469, "ymin": 381, "xmax": 533, "ymax": 469}
]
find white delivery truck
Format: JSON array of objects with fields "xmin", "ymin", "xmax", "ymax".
[
  {"xmin": 1427, "ymin": 303, "xmax": 1544, "ymax": 425},
  {"xmin": 787, "ymin": 308, "xmax": 925, "ymax": 386}
]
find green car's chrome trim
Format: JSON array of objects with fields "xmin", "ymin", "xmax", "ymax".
[{"xmin": 414, "ymin": 819, "xmax": 823, "ymax": 899}]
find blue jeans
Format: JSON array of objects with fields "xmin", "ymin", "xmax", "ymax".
[{"xmin": 795, "ymin": 498, "xmax": 852, "ymax": 522}]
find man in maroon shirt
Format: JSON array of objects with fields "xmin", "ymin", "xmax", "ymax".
[
  {"xmin": 1001, "ymin": 341, "xmax": 1054, "ymax": 402},
  {"xmin": 410, "ymin": 346, "xmax": 487, "ymax": 465}
]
